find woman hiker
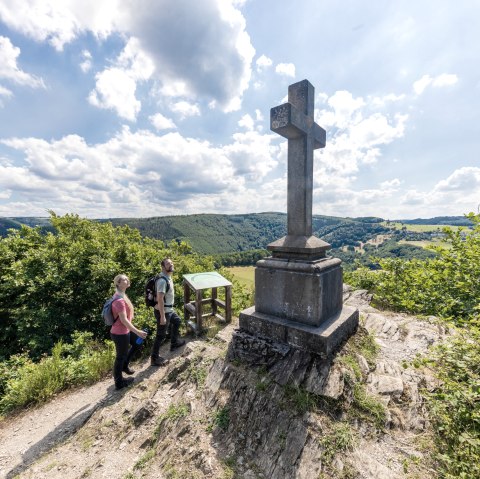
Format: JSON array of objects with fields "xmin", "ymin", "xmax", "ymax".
[{"xmin": 110, "ymin": 274, "xmax": 147, "ymax": 390}]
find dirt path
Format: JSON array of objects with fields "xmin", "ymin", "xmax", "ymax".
[{"xmin": 0, "ymin": 343, "xmax": 182, "ymax": 479}]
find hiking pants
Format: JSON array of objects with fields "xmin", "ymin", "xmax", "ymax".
[{"xmin": 151, "ymin": 310, "xmax": 181, "ymax": 359}]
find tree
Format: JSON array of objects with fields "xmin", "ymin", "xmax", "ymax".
[{"xmin": 0, "ymin": 213, "xmax": 214, "ymax": 359}]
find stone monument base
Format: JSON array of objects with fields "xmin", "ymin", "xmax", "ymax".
[{"xmin": 239, "ymin": 305, "xmax": 359, "ymax": 357}]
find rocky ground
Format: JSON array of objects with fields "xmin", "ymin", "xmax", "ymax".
[{"xmin": 0, "ymin": 288, "xmax": 446, "ymax": 479}]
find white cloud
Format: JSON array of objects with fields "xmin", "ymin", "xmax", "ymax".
[
  {"xmin": 0, "ymin": 85, "xmax": 13, "ymax": 106},
  {"xmin": 116, "ymin": 37, "xmax": 154, "ymax": 81},
  {"xmin": 380, "ymin": 178, "xmax": 401, "ymax": 189},
  {"xmin": 432, "ymin": 73, "xmax": 458, "ymax": 88},
  {"xmin": 80, "ymin": 49, "xmax": 92, "ymax": 73},
  {"xmin": 88, "ymin": 68, "xmax": 140, "ymax": 121},
  {"xmin": 238, "ymin": 113, "xmax": 254, "ymax": 131},
  {"xmin": 413, "ymin": 73, "xmax": 458, "ymax": 95},
  {"xmin": 275, "ymin": 62, "xmax": 295, "ymax": 77},
  {"xmin": 0, "ymin": 36, "xmax": 45, "ymax": 88},
  {"xmin": 170, "ymin": 101, "xmax": 200, "ymax": 120},
  {"xmin": 433, "ymin": 167, "xmax": 480, "ymax": 193},
  {"xmin": 371, "ymin": 93, "xmax": 406, "ymax": 108},
  {"xmin": 0, "ymin": 125, "xmax": 285, "ymax": 217},
  {"xmin": 88, "ymin": 38, "xmax": 154, "ymax": 120},
  {"xmin": 149, "ymin": 113, "xmax": 176, "ymax": 131},
  {"xmin": 0, "ymin": 0, "xmax": 254, "ymax": 111},
  {"xmin": 256, "ymin": 54, "xmax": 272, "ymax": 71}
]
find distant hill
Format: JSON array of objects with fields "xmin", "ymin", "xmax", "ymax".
[
  {"xmin": 104, "ymin": 213, "xmax": 390, "ymax": 254},
  {"xmin": 0, "ymin": 217, "xmax": 53, "ymax": 237},
  {"xmin": 3, "ymin": 213, "xmax": 469, "ymax": 255},
  {"xmin": 2, "ymin": 213, "xmax": 390, "ymax": 255},
  {"xmin": 395, "ymin": 216, "xmax": 472, "ymax": 226}
]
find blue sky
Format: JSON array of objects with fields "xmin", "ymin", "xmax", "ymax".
[{"xmin": 0, "ymin": 0, "xmax": 479, "ymax": 219}]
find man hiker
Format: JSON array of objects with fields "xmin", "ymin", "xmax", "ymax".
[{"xmin": 150, "ymin": 258, "xmax": 186, "ymax": 366}]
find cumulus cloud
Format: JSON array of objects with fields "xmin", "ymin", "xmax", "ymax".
[
  {"xmin": 380, "ymin": 178, "xmax": 401, "ymax": 189},
  {"xmin": 238, "ymin": 113, "xmax": 254, "ymax": 130},
  {"xmin": 413, "ymin": 73, "xmax": 458, "ymax": 95},
  {"xmin": 0, "ymin": 85, "xmax": 13, "ymax": 106},
  {"xmin": 0, "ymin": 36, "xmax": 45, "ymax": 88},
  {"xmin": 0, "ymin": 0, "xmax": 255, "ymax": 111},
  {"xmin": 149, "ymin": 113, "xmax": 176, "ymax": 131},
  {"xmin": 88, "ymin": 68, "xmax": 141, "ymax": 121},
  {"xmin": 124, "ymin": 0, "xmax": 254, "ymax": 112},
  {"xmin": 256, "ymin": 54, "xmax": 272, "ymax": 71},
  {"xmin": 88, "ymin": 38, "xmax": 154, "ymax": 120},
  {"xmin": 433, "ymin": 166, "xmax": 480, "ymax": 193},
  {"xmin": 79, "ymin": 49, "xmax": 92, "ymax": 73},
  {"xmin": 275, "ymin": 62, "xmax": 295, "ymax": 77},
  {"xmin": 170, "ymin": 101, "xmax": 200, "ymax": 120},
  {"xmin": 311, "ymin": 90, "xmax": 408, "ymax": 188}
]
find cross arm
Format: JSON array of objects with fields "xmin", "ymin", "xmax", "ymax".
[{"xmin": 271, "ymin": 103, "xmax": 326, "ymax": 149}]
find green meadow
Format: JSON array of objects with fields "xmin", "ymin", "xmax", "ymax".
[{"xmin": 227, "ymin": 266, "xmax": 255, "ymax": 289}]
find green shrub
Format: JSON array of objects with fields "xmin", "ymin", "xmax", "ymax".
[
  {"xmin": 345, "ymin": 213, "xmax": 480, "ymax": 324},
  {"xmin": 0, "ymin": 332, "xmax": 114, "ymax": 415},
  {"xmin": 422, "ymin": 320, "xmax": 480, "ymax": 478}
]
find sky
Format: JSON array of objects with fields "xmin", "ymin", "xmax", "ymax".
[{"xmin": 0, "ymin": 0, "xmax": 479, "ymax": 220}]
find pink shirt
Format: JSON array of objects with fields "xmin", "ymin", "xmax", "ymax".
[{"xmin": 110, "ymin": 295, "xmax": 133, "ymax": 335}]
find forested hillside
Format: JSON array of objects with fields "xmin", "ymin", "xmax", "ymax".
[
  {"xmin": 2, "ymin": 213, "xmax": 470, "ymax": 268},
  {"xmin": 105, "ymin": 213, "xmax": 392, "ymax": 254}
]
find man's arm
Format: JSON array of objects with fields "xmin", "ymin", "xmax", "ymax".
[{"xmin": 156, "ymin": 291, "xmax": 167, "ymax": 325}]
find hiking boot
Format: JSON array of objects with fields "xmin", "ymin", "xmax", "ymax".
[
  {"xmin": 170, "ymin": 339, "xmax": 186, "ymax": 352},
  {"xmin": 115, "ymin": 377, "xmax": 134, "ymax": 390},
  {"xmin": 150, "ymin": 357, "xmax": 168, "ymax": 367},
  {"xmin": 123, "ymin": 366, "xmax": 135, "ymax": 375}
]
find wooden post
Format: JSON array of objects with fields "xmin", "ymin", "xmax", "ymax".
[
  {"xmin": 211, "ymin": 287, "xmax": 218, "ymax": 316},
  {"xmin": 195, "ymin": 288, "xmax": 203, "ymax": 332},
  {"xmin": 225, "ymin": 285, "xmax": 232, "ymax": 323},
  {"xmin": 183, "ymin": 281, "xmax": 191, "ymax": 323}
]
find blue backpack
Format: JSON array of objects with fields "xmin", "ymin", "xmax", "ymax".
[{"xmin": 102, "ymin": 296, "xmax": 119, "ymax": 326}]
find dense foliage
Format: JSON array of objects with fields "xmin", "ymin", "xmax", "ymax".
[
  {"xmin": 345, "ymin": 214, "xmax": 479, "ymax": 322},
  {"xmin": 0, "ymin": 332, "xmax": 115, "ymax": 414},
  {"xmin": 346, "ymin": 213, "xmax": 480, "ymax": 477},
  {"xmin": 0, "ymin": 213, "xmax": 225, "ymax": 360}
]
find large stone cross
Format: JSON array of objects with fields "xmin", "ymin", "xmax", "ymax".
[{"xmin": 269, "ymin": 79, "xmax": 330, "ymax": 259}]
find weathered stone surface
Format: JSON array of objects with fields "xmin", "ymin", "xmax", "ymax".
[
  {"xmin": 255, "ymin": 257, "xmax": 343, "ymax": 326},
  {"xmin": 352, "ymin": 450, "xmax": 402, "ymax": 479},
  {"xmin": 132, "ymin": 401, "xmax": 154, "ymax": 427},
  {"xmin": 239, "ymin": 304, "xmax": 359, "ymax": 357},
  {"xmin": 367, "ymin": 373, "xmax": 404, "ymax": 397}
]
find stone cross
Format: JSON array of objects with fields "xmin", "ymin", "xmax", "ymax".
[{"xmin": 270, "ymin": 80, "xmax": 326, "ymax": 238}]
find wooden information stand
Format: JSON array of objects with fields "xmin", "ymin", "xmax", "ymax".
[{"xmin": 183, "ymin": 271, "xmax": 232, "ymax": 335}]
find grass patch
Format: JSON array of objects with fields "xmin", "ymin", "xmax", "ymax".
[
  {"xmin": 318, "ymin": 421, "xmax": 356, "ymax": 463},
  {"xmin": 283, "ymin": 383, "xmax": 317, "ymax": 415},
  {"xmin": 133, "ymin": 449, "xmax": 155, "ymax": 470},
  {"xmin": 226, "ymin": 266, "xmax": 255, "ymax": 288},
  {"xmin": 207, "ymin": 406, "xmax": 230, "ymax": 432},
  {"xmin": 350, "ymin": 383, "xmax": 386, "ymax": 429},
  {"xmin": 0, "ymin": 332, "xmax": 115, "ymax": 415}
]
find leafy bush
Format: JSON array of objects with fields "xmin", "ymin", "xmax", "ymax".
[
  {"xmin": 0, "ymin": 332, "xmax": 115, "ymax": 414},
  {"xmin": 422, "ymin": 320, "xmax": 480, "ymax": 478},
  {"xmin": 345, "ymin": 213, "xmax": 480, "ymax": 323}
]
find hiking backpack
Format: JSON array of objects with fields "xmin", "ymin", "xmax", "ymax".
[
  {"xmin": 102, "ymin": 296, "xmax": 119, "ymax": 326},
  {"xmin": 145, "ymin": 274, "xmax": 170, "ymax": 307}
]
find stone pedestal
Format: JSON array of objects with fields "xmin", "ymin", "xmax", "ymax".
[
  {"xmin": 239, "ymin": 254, "xmax": 359, "ymax": 357},
  {"xmin": 255, "ymin": 256, "xmax": 343, "ymax": 326},
  {"xmin": 239, "ymin": 304, "xmax": 358, "ymax": 358}
]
